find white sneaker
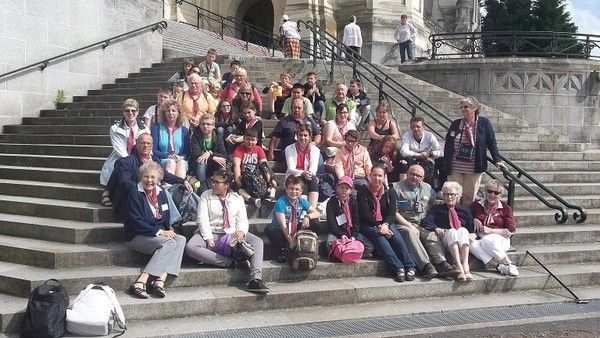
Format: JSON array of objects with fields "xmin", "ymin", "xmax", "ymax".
[
  {"xmin": 496, "ymin": 264, "xmax": 510, "ymax": 275},
  {"xmin": 508, "ymin": 264, "xmax": 519, "ymax": 276}
]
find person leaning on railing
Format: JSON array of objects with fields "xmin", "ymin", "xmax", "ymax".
[{"xmin": 443, "ymin": 96, "xmax": 506, "ymax": 206}]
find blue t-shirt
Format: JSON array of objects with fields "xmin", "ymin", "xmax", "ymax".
[{"xmin": 271, "ymin": 196, "xmax": 311, "ymax": 230}]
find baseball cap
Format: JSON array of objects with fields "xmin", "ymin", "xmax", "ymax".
[
  {"xmin": 282, "ymin": 15, "xmax": 289, "ymax": 21},
  {"xmin": 337, "ymin": 176, "xmax": 353, "ymax": 188}
]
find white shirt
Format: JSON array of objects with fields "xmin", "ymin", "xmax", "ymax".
[
  {"xmin": 280, "ymin": 20, "xmax": 301, "ymax": 39},
  {"xmin": 400, "ymin": 130, "xmax": 443, "ymax": 159},
  {"xmin": 197, "ymin": 190, "xmax": 249, "ymax": 240},
  {"xmin": 394, "ymin": 22, "xmax": 416, "ymax": 43},
  {"xmin": 343, "ymin": 22, "xmax": 363, "ymax": 48}
]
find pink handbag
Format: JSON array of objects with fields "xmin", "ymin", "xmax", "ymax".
[{"xmin": 328, "ymin": 238, "xmax": 364, "ymax": 264}]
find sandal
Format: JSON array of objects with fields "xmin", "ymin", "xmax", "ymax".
[
  {"xmin": 456, "ymin": 272, "xmax": 467, "ymax": 283},
  {"xmin": 151, "ymin": 279, "xmax": 166, "ymax": 298},
  {"xmin": 405, "ymin": 268, "xmax": 416, "ymax": 281},
  {"xmin": 129, "ymin": 281, "xmax": 149, "ymax": 299},
  {"xmin": 395, "ymin": 268, "xmax": 406, "ymax": 282},
  {"xmin": 100, "ymin": 194, "xmax": 112, "ymax": 207}
]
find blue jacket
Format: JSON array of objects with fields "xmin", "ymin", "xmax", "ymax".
[
  {"xmin": 444, "ymin": 116, "xmax": 501, "ymax": 174},
  {"xmin": 420, "ymin": 203, "xmax": 474, "ymax": 233},
  {"xmin": 124, "ymin": 186, "xmax": 171, "ymax": 241},
  {"xmin": 150, "ymin": 123, "xmax": 190, "ymax": 160},
  {"xmin": 106, "ymin": 149, "xmax": 184, "ymax": 217}
]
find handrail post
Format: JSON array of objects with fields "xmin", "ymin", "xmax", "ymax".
[
  {"xmin": 312, "ymin": 27, "xmax": 318, "ymax": 67},
  {"xmin": 585, "ymin": 36, "xmax": 590, "ymax": 59},
  {"xmin": 245, "ymin": 26, "xmax": 249, "ymax": 51},
  {"xmin": 352, "ymin": 56, "xmax": 357, "ymax": 79},
  {"xmin": 507, "ymin": 175, "xmax": 515, "ymax": 208},
  {"xmin": 196, "ymin": 8, "xmax": 200, "ymax": 29},
  {"xmin": 329, "ymin": 42, "xmax": 335, "ymax": 82},
  {"xmin": 430, "ymin": 35, "xmax": 437, "ymax": 59}
]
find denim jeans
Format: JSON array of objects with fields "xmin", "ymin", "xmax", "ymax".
[
  {"xmin": 399, "ymin": 40, "xmax": 413, "ymax": 63},
  {"xmin": 363, "ymin": 223, "xmax": 415, "ymax": 273}
]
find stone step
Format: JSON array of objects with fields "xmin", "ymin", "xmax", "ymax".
[
  {"xmin": 0, "ymin": 165, "xmax": 99, "ymax": 184},
  {"xmin": 0, "ymin": 153, "xmax": 104, "ymax": 170},
  {"xmin": 0, "ymin": 194, "xmax": 116, "ymax": 223},
  {"xmin": 39, "ymin": 109, "xmax": 125, "ymax": 117},
  {"xmin": 0, "ymin": 179, "xmax": 101, "ymax": 203},
  {"xmin": 0, "ymin": 213, "xmax": 122, "ymax": 244},
  {"xmin": 21, "ymin": 116, "xmax": 123, "ymax": 126},
  {"xmin": 514, "ymin": 195, "xmax": 600, "ymax": 210},
  {"xmin": 513, "ymin": 224, "xmax": 600, "ymax": 246},
  {"xmin": 513, "ymin": 242, "xmax": 600, "ymax": 267},
  {"xmin": 514, "ymin": 208, "xmax": 600, "ymax": 226},
  {"xmin": 4, "ymin": 125, "xmax": 115, "ymax": 135},
  {"xmin": 0, "ymin": 143, "xmax": 112, "ymax": 157},
  {"xmin": 509, "ymin": 160, "xmax": 600, "ymax": 172},
  {"xmin": 0, "ymin": 133, "xmax": 110, "ymax": 145},
  {"xmin": 513, "ymin": 182, "xmax": 600, "ymax": 197},
  {"xmin": 503, "ymin": 151, "xmax": 600, "ymax": 161},
  {"xmin": 492, "ymin": 170, "xmax": 600, "ymax": 184},
  {"xmin": 1, "ymin": 261, "xmax": 597, "ymax": 330}
]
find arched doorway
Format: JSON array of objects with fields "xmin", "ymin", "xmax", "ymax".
[{"xmin": 236, "ymin": 0, "xmax": 274, "ymax": 47}]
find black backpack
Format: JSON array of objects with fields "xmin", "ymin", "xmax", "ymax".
[{"xmin": 21, "ymin": 279, "xmax": 69, "ymax": 338}]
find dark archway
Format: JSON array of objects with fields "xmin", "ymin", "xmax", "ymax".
[{"xmin": 237, "ymin": 0, "xmax": 274, "ymax": 47}]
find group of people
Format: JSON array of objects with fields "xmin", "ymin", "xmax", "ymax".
[{"xmin": 96, "ymin": 48, "xmax": 516, "ymax": 298}]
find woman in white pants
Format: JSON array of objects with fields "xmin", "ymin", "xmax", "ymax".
[
  {"xmin": 421, "ymin": 181, "xmax": 475, "ymax": 282},
  {"xmin": 470, "ymin": 180, "xmax": 519, "ymax": 276}
]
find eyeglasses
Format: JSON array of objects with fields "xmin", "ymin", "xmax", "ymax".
[
  {"xmin": 200, "ymin": 123, "xmax": 214, "ymax": 126},
  {"xmin": 123, "ymin": 109, "xmax": 138, "ymax": 112},
  {"xmin": 221, "ymin": 105, "xmax": 231, "ymax": 108},
  {"xmin": 240, "ymin": 92, "xmax": 252, "ymax": 95},
  {"xmin": 345, "ymin": 139, "xmax": 358, "ymax": 143},
  {"xmin": 443, "ymin": 193, "xmax": 457, "ymax": 197},
  {"xmin": 486, "ymin": 189, "xmax": 501, "ymax": 195},
  {"xmin": 211, "ymin": 179, "xmax": 227, "ymax": 185},
  {"xmin": 408, "ymin": 172, "xmax": 424, "ymax": 178}
]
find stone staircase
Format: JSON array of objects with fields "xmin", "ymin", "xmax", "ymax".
[{"xmin": 0, "ymin": 32, "xmax": 599, "ymax": 335}]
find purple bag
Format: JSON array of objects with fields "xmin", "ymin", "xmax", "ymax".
[{"xmin": 213, "ymin": 234, "xmax": 234, "ymax": 257}]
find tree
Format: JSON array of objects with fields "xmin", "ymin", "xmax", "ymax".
[{"xmin": 530, "ymin": 0, "xmax": 582, "ymax": 56}]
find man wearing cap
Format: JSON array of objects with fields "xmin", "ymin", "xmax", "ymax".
[
  {"xmin": 280, "ymin": 15, "xmax": 301, "ymax": 59},
  {"xmin": 326, "ymin": 176, "xmax": 373, "ymax": 257},
  {"xmin": 392, "ymin": 164, "xmax": 460, "ymax": 279}
]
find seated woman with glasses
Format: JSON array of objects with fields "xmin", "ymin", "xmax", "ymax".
[
  {"xmin": 220, "ymin": 68, "xmax": 263, "ymax": 115},
  {"xmin": 421, "ymin": 181, "xmax": 475, "ymax": 282},
  {"xmin": 470, "ymin": 179, "xmax": 519, "ymax": 277},
  {"xmin": 190, "ymin": 114, "xmax": 227, "ymax": 193},
  {"xmin": 185, "ymin": 170, "xmax": 269, "ymax": 294},
  {"xmin": 100, "ymin": 99, "xmax": 149, "ymax": 207}
]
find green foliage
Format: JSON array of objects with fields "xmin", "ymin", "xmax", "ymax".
[
  {"xmin": 53, "ymin": 89, "xmax": 66, "ymax": 105},
  {"xmin": 480, "ymin": 0, "xmax": 583, "ymax": 57}
]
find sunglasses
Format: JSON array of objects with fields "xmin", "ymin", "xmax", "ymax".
[{"xmin": 486, "ymin": 189, "xmax": 501, "ymax": 195}]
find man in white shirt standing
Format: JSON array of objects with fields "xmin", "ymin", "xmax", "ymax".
[
  {"xmin": 394, "ymin": 14, "xmax": 416, "ymax": 63},
  {"xmin": 343, "ymin": 15, "xmax": 363, "ymax": 60}
]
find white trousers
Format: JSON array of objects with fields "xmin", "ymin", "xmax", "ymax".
[{"xmin": 470, "ymin": 233, "xmax": 510, "ymax": 264}]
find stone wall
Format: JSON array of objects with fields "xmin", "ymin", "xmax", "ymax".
[
  {"xmin": 0, "ymin": 0, "xmax": 164, "ymax": 128},
  {"xmin": 401, "ymin": 58, "xmax": 600, "ymax": 143}
]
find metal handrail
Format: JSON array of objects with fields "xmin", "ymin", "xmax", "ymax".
[
  {"xmin": 429, "ymin": 30, "xmax": 600, "ymax": 59},
  {"xmin": 0, "ymin": 21, "xmax": 167, "ymax": 81},
  {"xmin": 298, "ymin": 20, "xmax": 587, "ymax": 224}
]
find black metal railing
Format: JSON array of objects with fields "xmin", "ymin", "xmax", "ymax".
[
  {"xmin": 429, "ymin": 31, "xmax": 600, "ymax": 59},
  {"xmin": 297, "ymin": 20, "xmax": 587, "ymax": 224},
  {"xmin": 0, "ymin": 21, "xmax": 167, "ymax": 82}
]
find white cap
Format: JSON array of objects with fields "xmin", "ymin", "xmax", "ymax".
[{"xmin": 282, "ymin": 15, "xmax": 289, "ymax": 21}]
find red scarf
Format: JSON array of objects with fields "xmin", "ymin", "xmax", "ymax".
[
  {"xmin": 288, "ymin": 197, "xmax": 299, "ymax": 236},
  {"xmin": 368, "ymin": 183, "xmax": 385, "ymax": 222},
  {"xmin": 191, "ymin": 92, "xmax": 201, "ymax": 116},
  {"xmin": 339, "ymin": 196, "xmax": 353, "ymax": 236},
  {"xmin": 484, "ymin": 200, "xmax": 498, "ymax": 227},
  {"xmin": 295, "ymin": 143, "xmax": 311, "ymax": 171},
  {"xmin": 138, "ymin": 154, "xmax": 151, "ymax": 164},
  {"xmin": 346, "ymin": 147, "xmax": 355, "ymax": 178},
  {"xmin": 145, "ymin": 189, "xmax": 161, "ymax": 219},
  {"xmin": 462, "ymin": 117, "xmax": 477, "ymax": 146},
  {"xmin": 245, "ymin": 117, "xmax": 257, "ymax": 130},
  {"xmin": 220, "ymin": 197, "xmax": 230, "ymax": 229},
  {"xmin": 448, "ymin": 207, "xmax": 461, "ymax": 229},
  {"xmin": 126, "ymin": 126, "xmax": 135, "ymax": 155}
]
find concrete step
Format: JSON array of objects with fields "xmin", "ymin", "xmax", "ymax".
[
  {"xmin": 0, "ymin": 194, "xmax": 117, "ymax": 222},
  {"xmin": 0, "ymin": 213, "xmax": 122, "ymax": 244},
  {"xmin": 513, "ymin": 224, "xmax": 600, "ymax": 246},
  {"xmin": 511, "ymin": 242, "xmax": 600, "ymax": 267},
  {"xmin": 509, "ymin": 160, "xmax": 600, "ymax": 172},
  {"xmin": 39, "ymin": 109, "xmax": 125, "ymax": 117},
  {"xmin": 4, "ymin": 125, "xmax": 115, "ymax": 135},
  {"xmin": 493, "ymin": 170, "xmax": 600, "ymax": 184},
  {"xmin": 514, "ymin": 208, "xmax": 600, "ymax": 226},
  {"xmin": 0, "ymin": 165, "xmax": 99, "ymax": 184},
  {"xmin": 0, "ymin": 143, "xmax": 111, "ymax": 157},
  {"xmin": 0, "ymin": 133, "xmax": 110, "ymax": 145},
  {"xmin": 21, "ymin": 116, "xmax": 123, "ymax": 126},
  {"xmin": 503, "ymin": 151, "xmax": 600, "ymax": 161},
  {"xmin": 0, "ymin": 179, "xmax": 101, "ymax": 203},
  {"xmin": 514, "ymin": 195, "xmax": 600, "ymax": 210},
  {"xmin": 1, "ymin": 261, "xmax": 598, "ymax": 331},
  {"xmin": 0, "ymin": 153, "xmax": 104, "ymax": 170},
  {"xmin": 513, "ymin": 182, "xmax": 600, "ymax": 197}
]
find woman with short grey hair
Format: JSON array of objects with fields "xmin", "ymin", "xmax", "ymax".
[
  {"xmin": 470, "ymin": 179, "xmax": 518, "ymax": 276},
  {"xmin": 421, "ymin": 181, "xmax": 474, "ymax": 282},
  {"xmin": 124, "ymin": 162, "xmax": 186, "ymax": 299}
]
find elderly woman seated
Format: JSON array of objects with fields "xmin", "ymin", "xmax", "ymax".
[
  {"xmin": 421, "ymin": 181, "xmax": 474, "ymax": 282},
  {"xmin": 470, "ymin": 179, "xmax": 519, "ymax": 276},
  {"xmin": 124, "ymin": 162, "xmax": 186, "ymax": 299},
  {"xmin": 185, "ymin": 170, "xmax": 269, "ymax": 294}
]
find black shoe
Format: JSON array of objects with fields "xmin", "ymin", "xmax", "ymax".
[
  {"xmin": 436, "ymin": 262, "xmax": 461, "ymax": 278},
  {"xmin": 230, "ymin": 259, "xmax": 251, "ymax": 270},
  {"xmin": 247, "ymin": 279, "xmax": 270, "ymax": 294},
  {"xmin": 275, "ymin": 249, "xmax": 289, "ymax": 263}
]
